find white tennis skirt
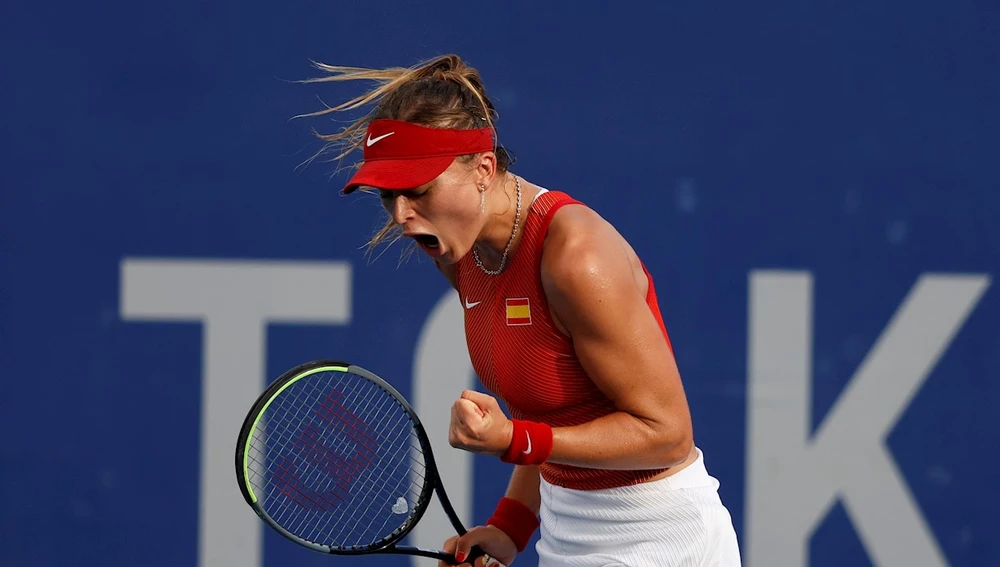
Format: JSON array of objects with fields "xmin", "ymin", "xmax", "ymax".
[{"xmin": 536, "ymin": 448, "xmax": 742, "ymax": 567}]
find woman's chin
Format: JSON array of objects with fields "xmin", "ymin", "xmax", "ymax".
[{"xmin": 420, "ymin": 241, "xmax": 471, "ymax": 265}]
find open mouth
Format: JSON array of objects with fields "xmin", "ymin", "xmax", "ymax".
[{"xmin": 411, "ymin": 234, "xmax": 440, "ymax": 249}]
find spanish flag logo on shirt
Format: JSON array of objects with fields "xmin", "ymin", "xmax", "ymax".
[{"xmin": 506, "ymin": 297, "xmax": 532, "ymax": 326}]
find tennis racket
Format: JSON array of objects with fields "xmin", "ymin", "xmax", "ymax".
[{"xmin": 234, "ymin": 359, "xmax": 501, "ymax": 566}]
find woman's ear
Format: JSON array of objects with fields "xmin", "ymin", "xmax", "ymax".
[{"xmin": 474, "ymin": 152, "xmax": 498, "ymax": 188}]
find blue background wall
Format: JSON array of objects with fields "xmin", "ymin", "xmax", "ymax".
[{"xmin": 1, "ymin": 1, "xmax": 998, "ymax": 566}]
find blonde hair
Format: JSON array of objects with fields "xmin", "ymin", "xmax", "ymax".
[{"xmin": 296, "ymin": 54, "xmax": 512, "ymax": 259}]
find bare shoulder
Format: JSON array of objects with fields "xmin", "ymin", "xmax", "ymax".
[
  {"xmin": 543, "ymin": 204, "xmax": 640, "ymax": 277},
  {"xmin": 541, "ymin": 204, "xmax": 647, "ymax": 310},
  {"xmin": 545, "ymin": 204, "xmax": 610, "ymax": 246}
]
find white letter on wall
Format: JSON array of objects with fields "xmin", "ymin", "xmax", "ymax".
[
  {"xmin": 120, "ymin": 258, "xmax": 351, "ymax": 567},
  {"xmin": 746, "ymin": 271, "xmax": 989, "ymax": 567}
]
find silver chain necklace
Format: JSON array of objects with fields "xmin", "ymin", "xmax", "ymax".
[{"xmin": 473, "ymin": 175, "xmax": 522, "ymax": 276}]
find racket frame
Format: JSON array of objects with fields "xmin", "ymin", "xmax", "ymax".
[{"xmin": 235, "ymin": 359, "xmax": 480, "ymax": 563}]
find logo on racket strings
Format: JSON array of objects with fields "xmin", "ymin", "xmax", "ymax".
[{"xmin": 273, "ymin": 389, "xmax": 379, "ymax": 511}]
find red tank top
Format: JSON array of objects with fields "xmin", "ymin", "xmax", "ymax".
[{"xmin": 456, "ymin": 190, "xmax": 675, "ymax": 490}]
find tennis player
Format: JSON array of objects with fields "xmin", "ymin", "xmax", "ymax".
[{"xmin": 305, "ymin": 54, "xmax": 742, "ymax": 567}]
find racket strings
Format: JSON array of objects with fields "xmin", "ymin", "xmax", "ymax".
[
  {"xmin": 247, "ymin": 410, "xmax": 428, "ymax": 532},
  {"xmin": 246, "ymin": 370, "xmax": 429, "ymax": 548},
  {"xmin": 257, "ymin": 377, "xmax": 417, "ymax": 532},
  {"xmin": 252, "ymin": 377, "xmax": 421, "ymax": 544},
  {"xmin": 304, "ymin": 393, "xmax": 424, "ymax": 544},
  {"xmin": 246, "ymin": 435, "xmax": 428, "ymax": 519}
]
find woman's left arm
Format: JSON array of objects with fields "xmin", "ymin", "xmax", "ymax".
[{"xmin": 539, "ymin": 207, "xmax": 694, "ymax": 470}]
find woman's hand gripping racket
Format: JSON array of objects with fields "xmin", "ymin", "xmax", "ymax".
[{"xmin": 235, "ymin": 360, "xmax": 505, "ymax": 566}]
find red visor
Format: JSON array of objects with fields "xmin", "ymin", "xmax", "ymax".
[{"xmin": 342, "ymin": 119, "xmax": 495, "ymax": 194}]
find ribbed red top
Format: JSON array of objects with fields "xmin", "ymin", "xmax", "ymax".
[{"xmin": 456, "ymin": 190, "xmax": 675, "ymax": 490}]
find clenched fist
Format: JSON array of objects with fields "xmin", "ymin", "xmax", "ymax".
[{"xmin": 449, "ymin": 390, "xmax": 514, "ymax": 456}]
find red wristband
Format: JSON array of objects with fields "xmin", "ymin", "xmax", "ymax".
[
  {"xmin": 486, "ymin": 497, "xmax": 540, "ymax": 553},
  {"xmin": 500, "ymin": 420, "xmax": 553, "ymax": 465}
]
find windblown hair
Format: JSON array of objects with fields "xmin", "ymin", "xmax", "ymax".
[{"xmin": 296, "ymin": 54, "xmax": 512, "ymax": 258}]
